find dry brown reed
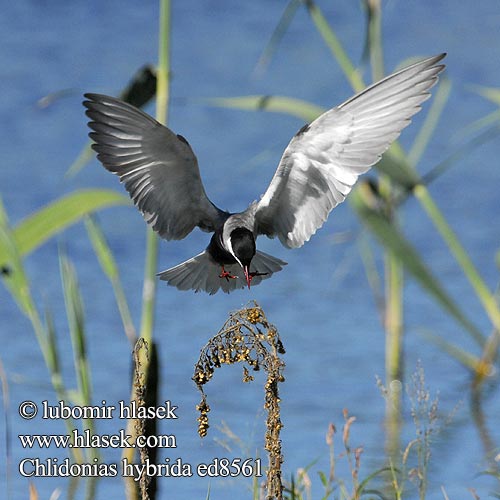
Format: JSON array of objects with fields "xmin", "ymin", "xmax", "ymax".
[{"xmin": 193, "ymin": 302, "xmax": 286, "ymax": 499}]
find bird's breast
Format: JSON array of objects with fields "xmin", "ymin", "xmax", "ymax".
[{"xmin": 206, "ymin": 232, "xmax": 237, "ymax": 265}]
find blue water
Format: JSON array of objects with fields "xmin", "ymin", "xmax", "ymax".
[{"xmin": 1, "ymin": 1, "xmax": 500, "ymax": 499}]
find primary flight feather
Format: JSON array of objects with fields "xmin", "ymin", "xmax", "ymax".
[{"xmin": 84, "ymin": 53, "xmax": 446, "ymax": 294}]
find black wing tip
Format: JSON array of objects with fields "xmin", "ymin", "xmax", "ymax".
[
  {"xmin": 82, "ymin": 92, "xmax": 126, "ymax": 111},
  {"xmin": 294, "ymin": 123, "xmax": 311, "ymax": 138},
  {"xmin": 403, "ymin": 52, "xmax": 447, "ymax": 75},
  {"xmin": 433, "ymin": 52, "xmax": 447, "ymax": 62},
  {"xmin": 422, "ymin": 53, "xmax": 447, "ymax": 72},
  {"xmin": 430, "ymin": 52, "xmax": 447, "ymax": 71},
  {"xmin": 82, "ymin": 92, "xmax": 105, "ymax": 108}
]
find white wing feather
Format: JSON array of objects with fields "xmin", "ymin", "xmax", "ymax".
[{"xmin": 254, "ymin": 53, "xmax": 446, "ymax": 248}]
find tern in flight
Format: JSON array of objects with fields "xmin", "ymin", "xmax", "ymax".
[{"xmin": 84, "ymin": 53, "xmax": 445, "ymax": 294}]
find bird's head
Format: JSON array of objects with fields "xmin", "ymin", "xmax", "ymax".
[{"xmin": 229, "ymin": 227, "xmax": 256, "ymax": 289}]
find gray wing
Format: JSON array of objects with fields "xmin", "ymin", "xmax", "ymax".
[
  {"xmin": 254, "ymin": 53, "xmax": 446, "ymax": 248},
  {"xmin": 84, "ymin": 93, "xmax": 226, "ymax": 240}
]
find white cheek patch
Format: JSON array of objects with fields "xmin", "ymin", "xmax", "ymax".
[{"xmin": 226, "ymin": 236, "xmax": 243, "ymax": 268}]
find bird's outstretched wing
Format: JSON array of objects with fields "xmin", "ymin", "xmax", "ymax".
[
  {"xmin": 254, "ymin": 53, "xmax": 446, "ymax": 248},
  {"xmin": 84, "ymin": 93, "xmax": 227, "ymax": 240}
]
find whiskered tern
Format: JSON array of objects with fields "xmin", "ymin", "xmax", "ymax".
[{"xmin": 84, "ymin": 53, "xmax": 445, "ymax": 294}]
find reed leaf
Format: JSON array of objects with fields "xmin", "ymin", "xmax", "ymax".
[
  {"xmin": 0, "ymin": 200, "xmax": 37, "ymax": 318},
  {"xmin": 138, "ymin": 0, "xmax": 171, "ymax": 346},
  {"xmin": 408, "ymin": 76, "xmax": 451, "ymax": 166},
  {"xmin": 59, "ymin": 252, "xmax": 91, "ymax": 406},
  {"xmin": 358, "ymin": 233, "xmax": 385, "ymax": 317},
  {"xmin": 254, "ymin": 0, "xmax": 301, "ymax": 76},
  {"xmin": 1, "ymin": 200, "xmax": 84, "ymax": 461},
  {"xmin": 413, "ymin": 185, "xmax": 500, "ymax": 335},
  {"xmin": 469, "ymin": 84, "xmax": 500, "ymax": 106},
  {"xmin": 420, "ymin": 126, "xmax": 500, "ymax": 188},
  {"xmin": 375, "ymin": 154, "xmax": 420, "ymax": 190},
  {"xmin": 362, "ymin": 0, "xmax": 384, "ymax": 81},
  {"xmin": 206, "ymin": 95, "xmax": 324, "ymax": 123},
  {"xmin": 0, "ymin": 189, "xmax": 129, "ymax": 265},
  {"xmin": 304, "ymin": 0, "xmax": 365, "ymax": 92},
  {"xmin": 44, "ymin": 308, "xmax": 61, "ymax": 377},
  {"xmin": 59, "ymin": 251, "xmax": 98, "ymax": 461},
  {"xmin": 458, "ymin": 109, "xmax": 500, "ymax": 139},
  {"xmin": 84, "ymin": 215, "xmax": 118, "ymax": 280},
  {"xmin": 351, "ymin": 185, "xmax": 485, "ymax": 345},
  {"xmin": 65, "ymin": 144, "xmax": 94, "ymax": 178},
  {"xmin": 84, "ymin": 216, "xmax": 136, "ymax": 345},
  {"xmin": 419, "ymin": 329, "xmax": 486, "ymax": 374}
]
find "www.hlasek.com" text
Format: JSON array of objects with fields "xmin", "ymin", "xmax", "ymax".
[{"xmin": 19, "ymin": 429, "xmax": 176, "ymax": 449}]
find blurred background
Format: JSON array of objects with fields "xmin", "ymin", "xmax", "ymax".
[{"xmin": 1, "ymin": 1, "xmax": 499, "ymax": 499}]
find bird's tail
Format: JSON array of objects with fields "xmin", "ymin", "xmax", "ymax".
[{"xmin": 158, "ymin": 250, "xmax": 287, "ymax": 295}]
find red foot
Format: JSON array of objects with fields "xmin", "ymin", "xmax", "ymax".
[
  {"xmin": 249, "ymin": 271, "xmax": 268, "ymax": 279},
  {"xmin": 244, "ymin": 270, "xmax": 269, "ymax": 289},
  {"xmin": 219, "ymin": 266, "xmax": 238, "ymax": 281}
]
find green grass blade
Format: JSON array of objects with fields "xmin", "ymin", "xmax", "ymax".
[
  {"xmin": 156, "ymin": 0, "xmax": 171, "ymax": 126},
  {"xmin": 469, "ymin": 84, "xmax": 500, "ymax": 106},
  {"xmin": 206, "ymin": 95, "xmax": 324, "ymax": 123},
  {"xmin": 138, "ymin": 0, "xmax": 171, "ymax": 346},
  {"xmin": 0, "ymin": 189, "xmax": 129, "ymax": 265},
  {"xmin": 414, "ymin": 185, "xmax": 500, "ymax": 335},
  {"xmin": 358, "ymin": 233, "xmax": 385, "ymax": 316},
  {"xmin": 65, "ymin": 143, "xmax": 95, "ymax": 178},
  {"xmin": 363, "ymin": 0, "xmax": 384, "ymax": 81},
  {"xmin": 59, "ymin": 252, "xmax": 91, "ymax": 405},
  {"xmin": 59, "ymin": 251, "xmax": 97, "ymax": 461},
  {"xmin": 419, "ymin": 329, "xmax": 486, "ymax": 374},
  {"xmin": 421, "ymin": 125, "xmax": 500, "ymax": 188},
  {"xmin": 84, "ymin": 216, "xmax": 136, "ymax": 344},
  {"xmin": 304, "ymin": 0, "xmax": 365, "ymax": 92},
  {"xmin": 1, "ymin": 199, "xmax": 84, "ymax": 462},
  {"xmin": 351, "ymin": 186, "xmax": 485, "ymax": 345},
  {"xmin": 44, "ymin": 307, "xmax": 61, "ymax": 377},
  {"xmin": 376, "ymin": 153, "xmax": 421, "ymax": 189},
  {"xmin": 0, "ymin": 200, "xmax": 37, "ymax": 317},
  {"xmin": 0, "ymin": 227, "xmax": 32, "ymax": 316},
  {"xmin": 385, "ymin": 250, "xmax": 404, "ymax": 383},
  {"xmin": 457, "ymin": 109, "xmax": 500, "ymax": 139},
  {"xmin": 408, "ymin": 77, "xmax": 451, "ymax": 166},
  {"xmin": 318, "ymin": 470, "xmax": 328, "ymax": 488},
  {"xmin": 356, "ymin": 466, "xmax": 395, "ymax": 497},
  {"xmin": 254, "ymin": 0, "xmax": 301, "ymax": 76},
  {"xmin": 84, "ymin": 215, "xmax": 119, "ymax": 280}
]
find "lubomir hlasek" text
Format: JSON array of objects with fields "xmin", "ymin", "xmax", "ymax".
[{"xmin": 41, "ymin": 400, "xmax": 178, "ymax": 420}]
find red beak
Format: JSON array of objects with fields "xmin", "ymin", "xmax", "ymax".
[{"xmin": 244, "ymin": 266, "xmax": 252, "ymax": 289}]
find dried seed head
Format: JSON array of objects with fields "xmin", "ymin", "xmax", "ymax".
[
  {"xmin": 326, "ymin": 422, "xmax": 336, "ymax": 446},
  {"xmin": 193, "ymin": 302, "xmax": 285, "ymax": 499}
]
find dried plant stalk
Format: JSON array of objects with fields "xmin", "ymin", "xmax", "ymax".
[
  {"xmin": 193, "ymin": 302, "xmax": 286, "ymax": 499},
  {"xmin": 133, "ymin": 338, "xmax": 150, "ymax": 500}
]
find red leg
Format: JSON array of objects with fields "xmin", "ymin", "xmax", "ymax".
[{"xmin": 219, "ymin": 266, "xmax": 237, "ymax": 281}]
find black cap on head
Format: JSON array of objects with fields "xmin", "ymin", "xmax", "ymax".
[{"xmin": 230, "ymin": 228, "xmax": 256, "ymax": 267}]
